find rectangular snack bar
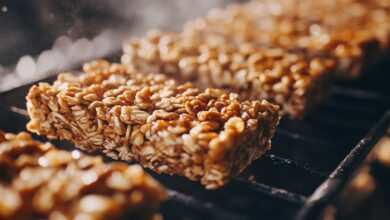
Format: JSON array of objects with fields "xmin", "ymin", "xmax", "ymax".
[
  {"xmin": 0, "ymin": 131, "xmax": 165, "ymax": 220},
  {"xmin": 122, "ymin": 31, "xmax": 334, "ymax": 118},
  {"xmin": 180, "ymin": 0, "xmax": 390, "ymax": 78},
  {"xmin": 26, "ymin": 60, "xmax": 280, "ymax": 189}
]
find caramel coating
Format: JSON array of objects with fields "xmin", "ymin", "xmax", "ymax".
[
  {"xmin": 26, "ymin": 60, "xmax": 279, "ymax": 189},
  {"xmin": 122, "ymin": 30, "xmax": 334, "ymax": 118},
  {"xmin": 0, "ymin": 131, "xmax": 165, "ymax": 220},
  {"xmin": 181, "ymin": 0, "xmax": 390, "ymax": 78}
]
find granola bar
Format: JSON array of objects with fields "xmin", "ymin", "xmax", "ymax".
[
  {"xmin": 0, "ymin": 131, "xmax": 165, "ymax": 220},
  {"xmin": 181, "ymin": 0, "xmax": 390, "ymax": 78},
  {"xmin": 122, "ymin": 31, "xmax": 334, "ymax": 118},
  {"xmin": 26, "ymin": 60, "xmax": 280, "ymax": 189}
]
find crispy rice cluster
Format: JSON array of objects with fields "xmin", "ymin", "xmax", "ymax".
[
  {"xmin": 122, "ymin": 0, "xmax": 390, "ymax": 118},
  {"xmin": 122, "ymin": 30, "xmax": 334, "ymax": 118},
  {"xmin": 182, "ymin": 0, "xmax": 390, "ymax": 78},
  {"xmin": 26, "ymin": 60, "xmax": 279, "ymax": 189},
  {"xmin": 0, "ymin": 131, "xmax": 165, "ymax": 220}
]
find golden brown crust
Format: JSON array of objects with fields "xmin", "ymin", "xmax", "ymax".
[
  {"xmin": 122, "ymin": 30, "xmax": 334, "ymax": 118},
  {"xmin": 181, "ymin": 0, "xmax": 390, "ymax": 78},
  {"xmin": 26, "ymin": 60, "xmax": 280, "ymax": 189},
  {"xmin": 121, "ymin": 0, "xmax": 390, "ymax": 119},
  {"xmin": 0, "ymin": 131, "xmax": 165, "ymax": 220}
]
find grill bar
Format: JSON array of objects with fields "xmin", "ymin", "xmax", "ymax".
[
  {"xmin": 296, "ymin": 110, "xmax": 390, "ymax": 220},
  {"xmin": 235, "ymin": 177, "xmax": 307, "ymax": 204},
  {"xmin": 262, "ymin": 154, "xmax": 327, "ymax": 178}
]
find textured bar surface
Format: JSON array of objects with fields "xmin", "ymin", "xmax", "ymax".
[
  {"xmin": 181, "ymin": 0, "xmax": 390, "ymax": 78},
  {"xmin": 26, "ymin": 60, "xmax": 280, "ymax": 189},
  {"xmin": 0, "ymin": 131, "xmax": 165, "ymax": 220},
  {"xmin": 122, "ymin": 30, "xmax": 334, "ymax": 118}
]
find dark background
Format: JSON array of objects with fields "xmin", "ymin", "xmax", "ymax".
[
  {"xmin": 0, "ymin": 0, "xmax": 243, "ymax": 66},
  {"xmin": 0, "ymin": 0, "xmax": 248, "ymax": 92}
]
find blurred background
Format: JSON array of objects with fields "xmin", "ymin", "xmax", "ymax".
[{"xmin": 0, "ymin": 0, "xmax": 241, "ymax": 91}]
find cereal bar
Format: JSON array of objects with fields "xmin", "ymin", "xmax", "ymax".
[
  {"xmin": 181, "ymin": 0, "xmax": 390, "ymax": 78},
  {"xmin": 26, "ymin": 60, "xmax": 280, "ymax": 189},
  {"xmin": 122, "ymin": 31, "xmax": 334, "ymax": 118},
  {"xmin": 0, "ymin": 131, "xmax": 165, "ymax": 220}
]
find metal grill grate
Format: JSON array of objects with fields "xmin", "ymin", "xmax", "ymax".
[{"xmin": 0, "ymin": 59, "xmax": 389, "ymax": 220}]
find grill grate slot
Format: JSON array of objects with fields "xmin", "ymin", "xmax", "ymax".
[
  {"xmin": 332, "ymin": 85, "xmax": 390, "ymax": 102},
  {"xmin": 262, "ymin": 154, "xmax": 327, "ymax": 178},
  {"xmin": 275, "ymin": 128, "xmax": 336, "ymax": 148},
  {"xmin": 234, "ymin": 177, "xmax": 307, "ymax": 204},
  {"xmin": 165, "ymin": 189, "xmax": 254, "ymax": 220}
]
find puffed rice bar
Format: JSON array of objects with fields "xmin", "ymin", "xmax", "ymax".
[
  {"xmin": 0, "ymin": 131, "xmax": 165, "ymax": 220},
  {"xmin": 122, "ymin": 31, "xmax": 334, "ymax": 118},
  {"xmin": 26, "ymin": 60, "xmax": 280, "ymax": 189},
  {"xmin": 181, "ymin": 0, "xmax": 390, "ymax": 78}
]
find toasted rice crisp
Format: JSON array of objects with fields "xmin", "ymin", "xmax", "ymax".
[
  {"xmin": 122, "ymin": 30, "xmax": 334, "ymax": 118},
  {"xmin": 26, "ymin": 60, "xmax": 280, "ymax": 189},
  {"xmin": 0, "ymin": 131, "xmax": 165, "ymax": 220},
  {"xmin": 181, "ymin": 0, "xmax": 390, "ymax": 78},
  {"xmin": 122, "ymin": 1, "xmax": 390, "ymax": 118}
]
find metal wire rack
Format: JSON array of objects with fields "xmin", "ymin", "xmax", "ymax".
[{"xmin": 0, "ymin": 59, "xmax": 389, "ymax": 220}]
